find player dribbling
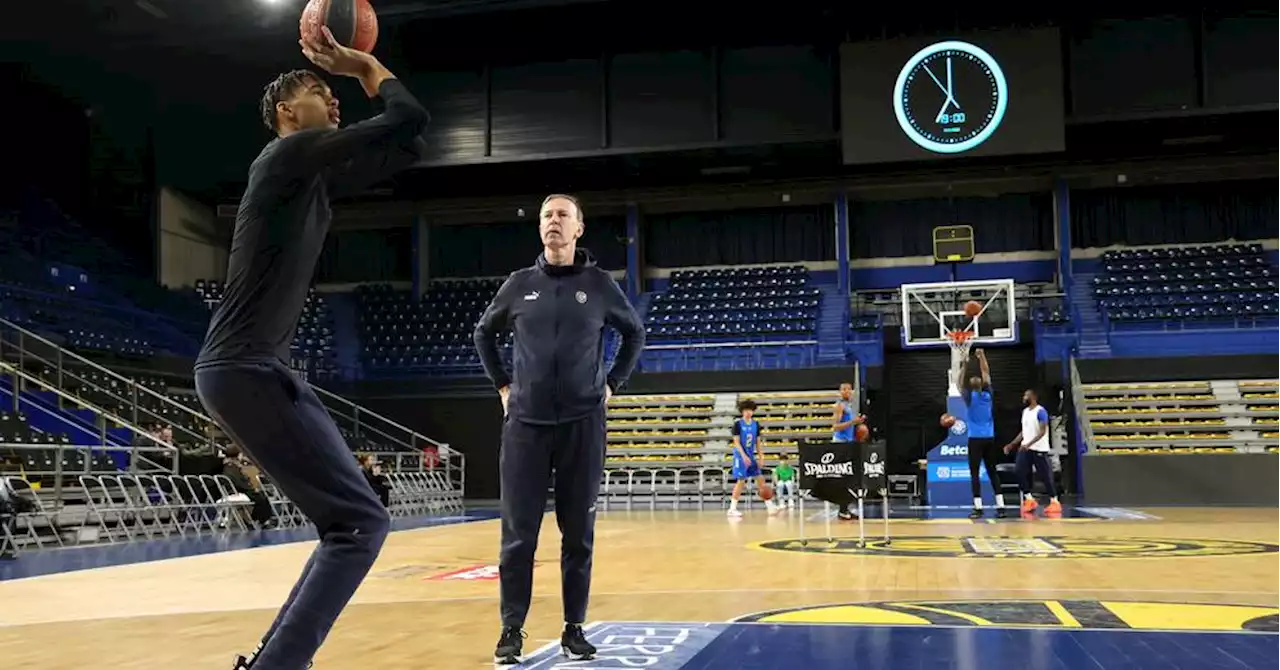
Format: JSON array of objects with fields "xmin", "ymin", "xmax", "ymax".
[{"xmin": 727, "ymin": 399, "xmax": 779, "ymax": 517}]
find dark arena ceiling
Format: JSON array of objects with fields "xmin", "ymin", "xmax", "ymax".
[{"xmin": 7, "ymin": 3, "xmax": 1274, "ymax": 205}]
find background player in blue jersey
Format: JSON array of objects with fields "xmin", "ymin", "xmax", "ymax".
[
  {"xmin": 962, "ymin": 349, "xmax": 1007, "ymax": 518},
  {"xmin": 831, "ymin": 382, "xmax": 860, "ymax": 443},
  {"xmin": 728, "ymin": 399, "xmax": 779, "ymax": 517},
  {"xmin": 831, "ymin": 383, "xmax": 865, "ymax": 521}
]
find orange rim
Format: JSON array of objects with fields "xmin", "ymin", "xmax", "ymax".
[{"xmin": 946, "ymin": 330, "xmax": 975, "ymax": 343}]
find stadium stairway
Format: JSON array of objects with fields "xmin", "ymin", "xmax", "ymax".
[
  {"xmin": 1068, "ymin": 272, "xmax": 1111, "ymax": 358},
  {"xmin": 816, "ymin": 286, "xmax": 849, "ymax": 365},
  {"xmin": 326, "ymin": 291, "xmax": 363, "ymax": 379}
]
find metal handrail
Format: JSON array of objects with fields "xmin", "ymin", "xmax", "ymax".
[
  {"xmin": 309, "ymin": 384, "xmax": 465, "ymax": 498},
  {"xmin": 0, "ymin": 317, "xmax": 464, "ymax": 499},
  {"xmin": 1068, "ymin": 356, "xmax": 1096, "ymax": 453},
  {"xmin": 310, "ymin": 384, "xmax": 447, "ymax": 451},
  {"xmin": 0, "ymin": 362, "xmax": 179, "ymax": 457},
  {"xmin": 0, "ymin": 318, "xmax": 214, "ymax": 441}
]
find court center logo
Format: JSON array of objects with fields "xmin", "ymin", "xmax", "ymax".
[
  {"xmin": 734, "ymin": 600, "xmax": 1279, "ymax": 632},
  {"xmin": 753, "ymin": 535, "xmax": 1279, "ymax": 559}
]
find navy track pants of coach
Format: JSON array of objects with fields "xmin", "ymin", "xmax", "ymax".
[
  {"xmin": 498, "ymin": 407, "xmax": 606, "ymax": 629},
  {"xmin": 195, "ymin": 359, "xmax": 390, "ymax": 670}
]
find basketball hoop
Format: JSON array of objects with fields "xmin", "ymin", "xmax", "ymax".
[{"xmin": 946, "ymin": 329, "xmax": 975, "ymax": 361}]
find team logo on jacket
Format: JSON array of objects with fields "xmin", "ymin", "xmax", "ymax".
[{"xmin": 575, "ymin": 291, "xmax": 587, "ymax": 304}]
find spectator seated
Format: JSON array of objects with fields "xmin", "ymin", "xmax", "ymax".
[
  {"xmin": 1081, "ymin": 378, "xmax": 1278, "ymax": 454},
  {"xmin": 1093, "ymin": 243, "xmax": 1277, "ymax": 327},
  {"xmin": 196, "ymin": 280, "xmax": 338, "ymax": 379},
  {"xmin": 357, "ymin": 280, "xmax": 511, "ymax": 376}
]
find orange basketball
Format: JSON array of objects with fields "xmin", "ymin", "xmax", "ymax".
[
  {"xmin": 855, "ymin": 424, "xmax": 870, "ymax": 442},
  {"xmin": 941, "ymin": 413, "xmax": 956, "ymax": 428},
  {"xmin": 964, "ymin": 300, "xmax": 982, "ymax": 317},
  {"xmin": 301, "ymin": 0, "xmax": 379, "ymax": 53},
  {"xmin": 759, "ymin": 484, "xmax": 774, "ymax": 501}
]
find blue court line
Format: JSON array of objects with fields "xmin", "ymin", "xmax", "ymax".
[
  {"xmin": 0, "ymin": 510, "xmax": 499, "ymax": 582},
  {"xmin": 514, "ymin": 625, "xmax": 1274, "ymax": 670},
  {"xmin": 516, "ymin": 621, "xmax": 1279, "ymax": 670}
]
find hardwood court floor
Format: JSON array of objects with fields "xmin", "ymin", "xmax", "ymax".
[{"xmin": 0, "ymin": 506, "xmax": 1275, "ymax": 669}]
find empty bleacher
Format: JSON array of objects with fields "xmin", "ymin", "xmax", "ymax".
[
  {"xmin": 599, "ymin": 389, "xmax": 838, "ymax": 508},
  {"xmin": 1081, "ymin": 378, "xmax": 1278, "ymax": 453},
  {"xmin": 1092, "ymin": 243, "xmax": 1277, "ymax": 327},
  {"xmin": 357, "ymin": 280, "xmax": 510, "ymax": 376},
  {"xmin": 642, "ymin": 265, "xmax": 821, "ymax": 371}
]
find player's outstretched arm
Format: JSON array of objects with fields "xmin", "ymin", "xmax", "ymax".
[
  {"xmin": 977, "ymin": 348, "xmax": 991, "ymax": 388},
  {"xmin": 297, "ymin": 27, "xmax": 429, "ymax": 179}
]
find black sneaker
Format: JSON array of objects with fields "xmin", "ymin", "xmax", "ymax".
[
  {"xmin": 232, "ymin": 654, "xmax": 311, "ymax": 669},
  {"xmin": 995, "ymin": 507, "xmax": 1009, "ymax": 519},
  {"xmin": 494, "ymin": 626, "xmax": 526, "ymax": 665},
  {"xmin": 561, "ymin": 624, "xmax": 597, "ymax": 661},
  {"xmin": 968, "ymin": 508, "xmax": 983, "ymax": 519}
]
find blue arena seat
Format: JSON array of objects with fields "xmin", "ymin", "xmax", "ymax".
[
  {"xmin": 196, "ymin": 280, "xmax": 338, "ymax": 378},
  {"xmin": 1092, "ymin": 244, "xmax": 1278, "ymax": 326},
  {"xmin": 357, "ymin": 280, "xmax": 511, "ymax": 376},
  {"xmin": 645, "ymin": 265, "xmax": 819, "ymax": 343},
  {"xmin": 638, "ymin": 265, "xmax": 823, "ymax": 373}
]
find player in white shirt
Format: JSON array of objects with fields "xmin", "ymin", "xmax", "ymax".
[{"xmin": 1003, "ymin": 388, "xmax": 1062, "ymax": 516}]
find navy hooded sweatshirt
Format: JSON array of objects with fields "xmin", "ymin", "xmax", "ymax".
[{"xmin": 473, "ymin": 248, "xmax": 645, "ymax": 425}]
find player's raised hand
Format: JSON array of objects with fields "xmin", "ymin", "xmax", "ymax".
[{"xmin": 301, "ymin": 26, "xmax": 373, "ymax": 77}]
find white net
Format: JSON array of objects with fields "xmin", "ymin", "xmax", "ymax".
[{"xmin": 947, "ymin": 331, "xmax": 974, "ymax": 392}]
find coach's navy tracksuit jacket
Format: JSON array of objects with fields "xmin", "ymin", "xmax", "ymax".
[
  {"xmin": 472, "ymin": 247, "xmax": 644, "ymax": 628},
  {"xmin": 473, "ymin": 247, "xmax": 644, "ymax": 424}
]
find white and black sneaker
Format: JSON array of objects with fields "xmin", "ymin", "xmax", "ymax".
[
  {"xmin": 494, "ymin": 626, "xmax": 526, "ymax": 665},
  {"xmin": 560, "ymin": 623, "xmax": 596, "ymax": 660}
]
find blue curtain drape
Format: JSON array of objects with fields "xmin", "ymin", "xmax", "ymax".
[
  {"xmin": 849, "ymin": 193, "xmax": 1054, "ymax": 259},
  {"xmin": 430, "ymin": 216, "xmax": 626, "ymax": 278},
  {"xmin": 642, "ymin": 205, "xmax": 835, "ymax": 267},
  {"xmin": 316, "ymin": 228, "xmax": 412, "ymax": 283},
  {"xmin": 1070, "ymin": 180, "xmax": 1278, "ymax": 248}
]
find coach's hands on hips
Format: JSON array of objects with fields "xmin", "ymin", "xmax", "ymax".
[{"xmin": 498, "ymin": 385, "xmax": 510, "ymax": 415}]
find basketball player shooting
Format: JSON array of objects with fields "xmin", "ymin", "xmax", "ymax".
[
  {"xmin": 960, "ymin": 349, "xmax": 1007, "ymax": 518},
  {"xmin": 1003, "ymin": 389, "xmax": 1063, "ymax": 517},
  {"xmin": 193, "ymin": 28, "xmax": 428, "ymax": 670},
  {"xmin": 727, "ymin": 399, "xmax": 779, "ymax": 517}
]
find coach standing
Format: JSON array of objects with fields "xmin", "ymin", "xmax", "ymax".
[{"xmin": 474, "ymin": 194, "xmax": 645, "ymax": 665}]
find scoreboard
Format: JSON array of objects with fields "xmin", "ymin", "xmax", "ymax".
[{"xmin": 933, "ymin": 225, "xmax": 975, "ymax": 262}]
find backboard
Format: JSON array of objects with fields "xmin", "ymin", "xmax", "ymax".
[{"xmin": 900, "ymin": 279, "xmax": 1018, "ymax": 349}]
